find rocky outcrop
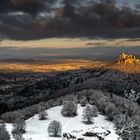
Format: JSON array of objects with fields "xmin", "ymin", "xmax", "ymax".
[{"xmin": 116, "ymin": 53, "xmax": 140, "ymax": 64}]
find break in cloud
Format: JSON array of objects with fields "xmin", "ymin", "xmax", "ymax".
[{"xmin": 0, "ymin": 0, "xmax": 140, "ymax": 40}]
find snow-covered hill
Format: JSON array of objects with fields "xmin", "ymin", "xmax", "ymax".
[{"xmin": 6, "ymin": 105, "xmax": 121, "ymax": 140}]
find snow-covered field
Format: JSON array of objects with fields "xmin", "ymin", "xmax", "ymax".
[{"xmin": 6, "ymin": 105, "xmax": 121, "ymax": 140}]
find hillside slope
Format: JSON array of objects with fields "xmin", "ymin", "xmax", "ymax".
[{"xmin": 6, "ymin": 105, "xmax": 120, "ymax": 140}]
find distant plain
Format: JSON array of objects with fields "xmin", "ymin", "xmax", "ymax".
[{"xmin": 0, "ymin": 38, "xmax": 139, "ymax": 72}]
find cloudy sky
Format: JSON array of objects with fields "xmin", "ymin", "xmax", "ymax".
[{"xmin": 0, "ymin": 0, "xmax": 140, "ymax": 40}]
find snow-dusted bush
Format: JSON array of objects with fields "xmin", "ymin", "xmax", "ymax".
[
  {"xmin": 105, "ymin": 103, "xmax": 117, "ymax": 121},
  {"xmin": 38, "ymin": 110, "xmax": 48, "ymax": 120},
  {"xmin": 12, "ymin": 130, "xmax": 24, "ymax": 140},
  {"xmin": 23, "ymin": 104, "xmax": 39, "ymax": 118},
  {"xmin": 97, "ymin": 96, "xmax": 110, "ymax": 114},
  {"xmin": 38, "ymin": 102, "xmax": 47, "ymax": 109},
  {"xmin": 89, "ymin": 90, "xmax": 104, "ymax": 105},
  {"xmin": 0, "ymin": 123, "xmax": 10, "ymax": 140},
  {"xmin": 63, "ymin": 94, "xmax": 78, "ymax": 104},
  {"xmin": 12, "ymin": 118, "xmax": 26, "ymax": 134},
  {"xmin": 61, "ymin": 100, "xmax": 77, "ymax": 117},
  {"xmin": 124, "ymin": 90, "xmax": 140, "ymax": 117},
  {"xmin": 1, "ymin": 111, "xmax": 24, "ymax": 123},
  {"xmin": 92, "ymin": 105, "xmax": 98, "ymax": 117},
  {"xmin": 38, "ymin": 103, "xmax": 48, "ymax": 120},
  {"xmin": 115, "ymin": 90, "xmax": 140, "ymax": 140},
  {"xmin": 117, "ymin": 120, "xmax": 140, "ymax": 140},
  {"xmin": 113, "ymin": 113, "xmax": 126, "ymax": 130},
  {"xmin": 80, "ymin": 96, "xmax": 87, "ymax": 107},
  {"xmin": 48, "ymin": 120, "xmax": 62, "ymax": 137},
  {"xmin": 82, "ymin": 105, "xmax": 94, "ymax": 124}
]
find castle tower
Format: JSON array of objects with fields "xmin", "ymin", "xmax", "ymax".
[{"xmin": 116, "ymin": 53, "xmax": 140, "ymax": 64}]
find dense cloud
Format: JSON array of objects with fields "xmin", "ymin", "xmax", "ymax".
[
  {"xmin": 0, "ymin": 0, "xmax": 140, "ymax": 40},
  {"xmin": 0, "ymin": 0, "xmax": 52, "ymax": 15}
]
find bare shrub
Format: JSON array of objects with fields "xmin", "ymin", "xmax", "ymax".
[{"xmin": 48, "ymin": 120, "xmax": 62, "ymax": 137}]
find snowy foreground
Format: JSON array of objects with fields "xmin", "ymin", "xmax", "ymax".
[{"xmin": 6, "ymin": 105, "xmax": 121, "ymax": 140}]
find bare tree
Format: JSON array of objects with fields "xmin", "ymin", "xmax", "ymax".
[
  {"xmin": 117, "ymin": 89, "xmax": 140, "ymax": 140},
  {"xmin": 0, "ymin": 123, "xmax": 10, "ymax": 140},
  {"xmin": 48, "ymin": 120, "xmax": 62, "ymax": 137},
  {"xmin": 82, "ymin": 105, "xmax": 94, "ymax": 124},
  {"xmin": 124, "ymin": 89, "xmax": 140, "ymax": 122},
  {"xmin": 12, "ymin": 118, "xmax": 26, "ymax": 134},
  {"xmin": 12, "ymin": 118, "xmax": 26, "ymax": 140}
]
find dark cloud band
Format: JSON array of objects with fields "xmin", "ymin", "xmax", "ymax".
[
  {"xmin": 0, "ymin": 0, "xmax": 52, "ymax": 15},
  {"xmin": 0, "ymin": 0, "xmax": 140, "ymax": 40}
]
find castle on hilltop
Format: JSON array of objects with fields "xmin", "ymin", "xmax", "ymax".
[{"xmin": 116, "ymin": 53, "xmax": 140, "ymax": 64}]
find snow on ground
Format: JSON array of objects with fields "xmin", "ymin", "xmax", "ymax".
[{"xmin": 6, "ymin": 105, "xmax": 121, "ymax": 140}]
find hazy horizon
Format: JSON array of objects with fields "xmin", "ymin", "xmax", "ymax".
[{"xmin": 0, "ymin": 38, "xmax": 139, "ymax": 63}]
